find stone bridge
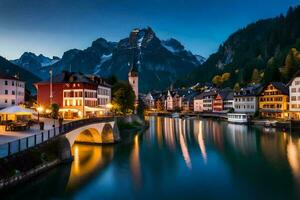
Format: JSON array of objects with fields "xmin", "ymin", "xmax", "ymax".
[{"xmin": 0, "ymin": 117, "xmax": 121, "ymax": 159}]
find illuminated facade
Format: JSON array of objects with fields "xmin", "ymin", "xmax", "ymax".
[
  {"xmin": 35, "ymin": 72, "xmax": 111, "ymax": 119},
  {"xmin": 258, "ymin": 82, "xmax": 289, "ymax": 119},
  {"xmin": 212, "ymin": 88, "xmax": 234, "ymax": 112},
  {"xmin": 288, "ymin": 73, "xmax": 300, "ymax": 119}
]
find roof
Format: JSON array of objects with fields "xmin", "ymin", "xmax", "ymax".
[
  {"xmin": 0, "ymin": 74, "xmax": 23, "ymax": 81},
  {"xmin": 36, "ymin": 71, "xmax": 111, "ymax": 87},
  {"xmin": 0, "ymin": 106, "xmax": 36, "ymax": 115},
  {"xmin": 259, "ymin": 82, "xmax": 289, "ymax": 95},
  {"xmin": 218, "ymin": 88, "xmax": 234, "ymax": 101},
  {"xmin": 234, "ymin": 84, "xmax": 262, "ymax": 97},
  {"xmin": 182, "ymin": 90, "xmax": 199, "ymax": 101}
]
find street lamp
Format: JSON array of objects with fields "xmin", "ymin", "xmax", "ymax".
[
  {"xmin": 106, "ymin": 103, "xmax": 113, "ymax": 116},
  {"xmin": 37, "ymin": 106, "xmax": 44, "ymax": 122}
]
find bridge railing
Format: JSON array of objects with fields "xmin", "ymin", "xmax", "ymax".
[{"xmin": 0, "ymin": 117, "xmax": 114, "ymax": 159}]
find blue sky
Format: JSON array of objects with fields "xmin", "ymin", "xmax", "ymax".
[{"xmin": 0, "ymin": 0, "xmax": 299, "ymax": 59}]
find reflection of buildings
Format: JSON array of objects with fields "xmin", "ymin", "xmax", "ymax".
[
  {"xmin": 163, "ymin": 117, "xmax": 176, "ymax": 151},
  {"xmin": 226, "ymin": 124, "xmax": 257, "ymax": 155},
  {"xmin": 130, "ymin": 135, "xmax": 142, "ymax": 188},
  {"xmin": 196, "ymin": 121, "xmax": 207, "ymax": 164},
  {"xmin": 287, "ymin": 137, "xmax": 300, "ymax": 185},
  {"xmin": 178, "ymin": 119, "xmax": 192, "ymax": 169}
]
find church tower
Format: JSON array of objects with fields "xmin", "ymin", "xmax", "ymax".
[{"xmin": 128, "ymin": 60, "xmax": 139, "ymax": 105}]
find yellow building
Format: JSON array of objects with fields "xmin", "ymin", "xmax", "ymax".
[{"xmin": 259, "ymin": 82, "xmax": 289, "ymax": 119}]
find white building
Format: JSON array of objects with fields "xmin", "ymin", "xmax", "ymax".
[
  {"xmin": 234, "ymin": 85, "xmax": 261, "ymax": 114},
  {"xmin": 144, "ymin": 92, "xmax": 155, "ymax": 109},
  {"xmin": 194, "ymin": 93, "xmax": 204, "ymax": 112},
  {"xmin": 97, "ymin": 84, "xmax": 111, "ymax": 113},
  {"xmin": 0, "ymin": 75, "xmax": 25, "ymax": 109},
  {"xmin": 202, "ymin": 90, "xmax": 217, "ymax": 112},
  {"xmin": 289, "ymin": 73, "xmax": 300, "ymax": 119}
]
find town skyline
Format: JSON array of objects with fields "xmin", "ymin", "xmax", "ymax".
[{"xmin": 0, "ymin": 0, "xmax": 299, "ymax": 59}]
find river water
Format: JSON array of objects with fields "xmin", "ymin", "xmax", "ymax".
[{"xmin": 3, "ymin": 116, "xmax": 300, "ymax": 200}]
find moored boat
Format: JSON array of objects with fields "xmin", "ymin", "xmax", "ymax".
[
  {"xmin": 171, "ymin": 113, "xmax": 180, "ymax": 118},
  {"xmin": 227, "ymin": 113, "xmax": 249, "ymax": 124}
]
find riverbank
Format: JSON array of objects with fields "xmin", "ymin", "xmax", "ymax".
[
  {"xmin": 0, "ymin": 136, "xmax": 70, "ymax": 191},
  {"xmin": 147, "ymin": 111, "xmax": 293, "ymax": 131}
]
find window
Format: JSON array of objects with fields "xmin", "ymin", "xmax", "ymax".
[
  {"xmin": 12, "ymin": 100, "xmax": 15, "ymax": 105},
  {"xmin": 4, "ymin": 99, "xmax": 7, "ymax": 103},
  {"xmin": 292, "ymin": 88, "xmax": 297, "ymax": 93},
  {"xmin": 12, "ymin": 81, "xmax": 14, "ymax": 86},
  {"xmin": 5, "ymin": 80, "xmax": 8, "ymax": 85},
  {"xmin": 5, "ymin": 90, "xmax": 8, "ymax": 95},
  {"xmin": 292, "ymin": 96, "xmax": 297, "ymax": 101},
  {"xmin": 12, "ymin": 91, "xmax": 15, "ymax": 95}
]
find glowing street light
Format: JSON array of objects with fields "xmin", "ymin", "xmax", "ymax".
[
  {"xmin": 37, "ymin": 106, "xmax": 44, "ymax": 122},
  {"xmin": 106, "ymin": 103, "xmax": 113, "ymax": 109}
]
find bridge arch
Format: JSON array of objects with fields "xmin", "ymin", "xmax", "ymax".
[{"xmin": 65, "ymin": 122, "xmax": 119, "ymax": 150}]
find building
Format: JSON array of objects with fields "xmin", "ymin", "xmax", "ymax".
[
  {"xmin": 288, "ymin": 71, "xmax": 300, "ymax": 119},
  {"xmin": 166, "ymin": 90, "xmax": 182, "ymax": 111},
  {"xmin": 194, "ymin": 93, "xmax": 205, "ymax": 112},
  {"xmin": 35, "ymin": 71, "xmax": 111, "ymax": 119},
  {"xmin": 155, "ymin": 93, "xmax": 167, "ymax": 111},
  {"xmin": 0, "ymin": 74, "xmax": 25, "ymax": 109},
  {"xmin": 258, "ymin": 82, "xmax": 289, "ymax": 119},
  {"xmin": 202, "ymin": 89, "xmax": 218, "ymax": 112},
  {"xmin": 182, "ymin": 90, "xmax": 199, "ymax": 112},
  {"xmin": 234, "ymin": 84, "xmax": 261, "ymax": 114},
  {"xmin": 213, "ymin": 88, "xmax": 234, "ymax": 112}
]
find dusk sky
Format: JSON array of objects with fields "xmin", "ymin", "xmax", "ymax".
[{"xmin": 0, "ymin": 0, "xmax": 299, "ymax": 59}]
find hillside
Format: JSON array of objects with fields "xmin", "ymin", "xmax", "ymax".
[
  {"xmin": 0, "ymin": 56, "xmax": 41, "ymax": 93},
  {"xmin": 182, "ymin": 6, "xmax": 300, "ymax": 88}
]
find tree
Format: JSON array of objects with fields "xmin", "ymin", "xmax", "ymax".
[
  {"xmin": 112, "ymin": 81, "xmax": 135, "ymax": 115},
  {"xmin": 283, "ymin": 48, "xmax": 300, "ymax": 80},
  {"xmin": 106, "ymin": 74, "xmax": 118, "ymax": 85},
  {"xmin": 212, "ymin": 75, "xmax": 223, "ymax": 87},
  {"xmin": 50, "ymin": 103, "xmax": 60, "ymax": 127},
  {"xmin": 263, "ymin": 64, "xmax": 281, "ymax": 83},
  {"xmin": 251, "ymin": 68, "xmax": 261, "ymax": 84},
  {"xmin": 234, "ymin": 83, "xmax": 241, "ymax": 92},
  {"xmin": 221, "ymin": 72, "xmax": 231, "ymax": 82}
]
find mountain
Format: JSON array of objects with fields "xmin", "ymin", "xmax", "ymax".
[
  {"xmin": 13, "ymin": 27, "xmax": 203, "ymax": 92},
  {"xmin": 0, "ymin": 56, "xmax": 41, "ymax": 93},
  {"xmin": 11, "ymin": 52, "xmax": 60, "ymax": 79},
  {"xmin": 184, "ymin": 5, "xmax": 300, "ymax": 88}
]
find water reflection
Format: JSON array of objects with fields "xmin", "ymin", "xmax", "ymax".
[
  {"xmin": 197, "ymin": 121, "xmax": 207, "ymax": 164},
  {"xmin": 4, "ymin": 117, "xmax": 300, "ymax": 200},
  {"xmin": 287, "ymin": 136, "xmax": 300, "ymax": 186},
  {"xmin": 178, "ymin": 119, "xmax": 192, "ymax": 169},
  {"xmin": 130, "ymin": 135, "xmax": 142, "ymax": 188},
  {"xmin": 67, "ymin": 143, "xmax": 114, "ymax": 191}
]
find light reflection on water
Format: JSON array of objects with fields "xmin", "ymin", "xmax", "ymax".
[{"xmin": 4, "ymin": 116, "xmax": 300, "ymax": 200}]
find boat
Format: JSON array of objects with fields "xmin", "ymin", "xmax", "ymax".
[
  {"xmin": 171, "ymin": 113, "xmax": 180, "ymax": 118},
  {"xmin": 227, "ymin": 113, "xmax": 250, "ymax": 124},
  {"xmin": 264, "ymin": 120, "xmax": 277, "ymax": 128}
]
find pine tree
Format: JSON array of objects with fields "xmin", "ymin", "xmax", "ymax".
[
  {"xmin": 251, "ymin": 68, "xmax": 261, "ymax": 84},
  {"xmin": 283, "ymin": 48, "xmax": 300, "ymax": 80}
]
